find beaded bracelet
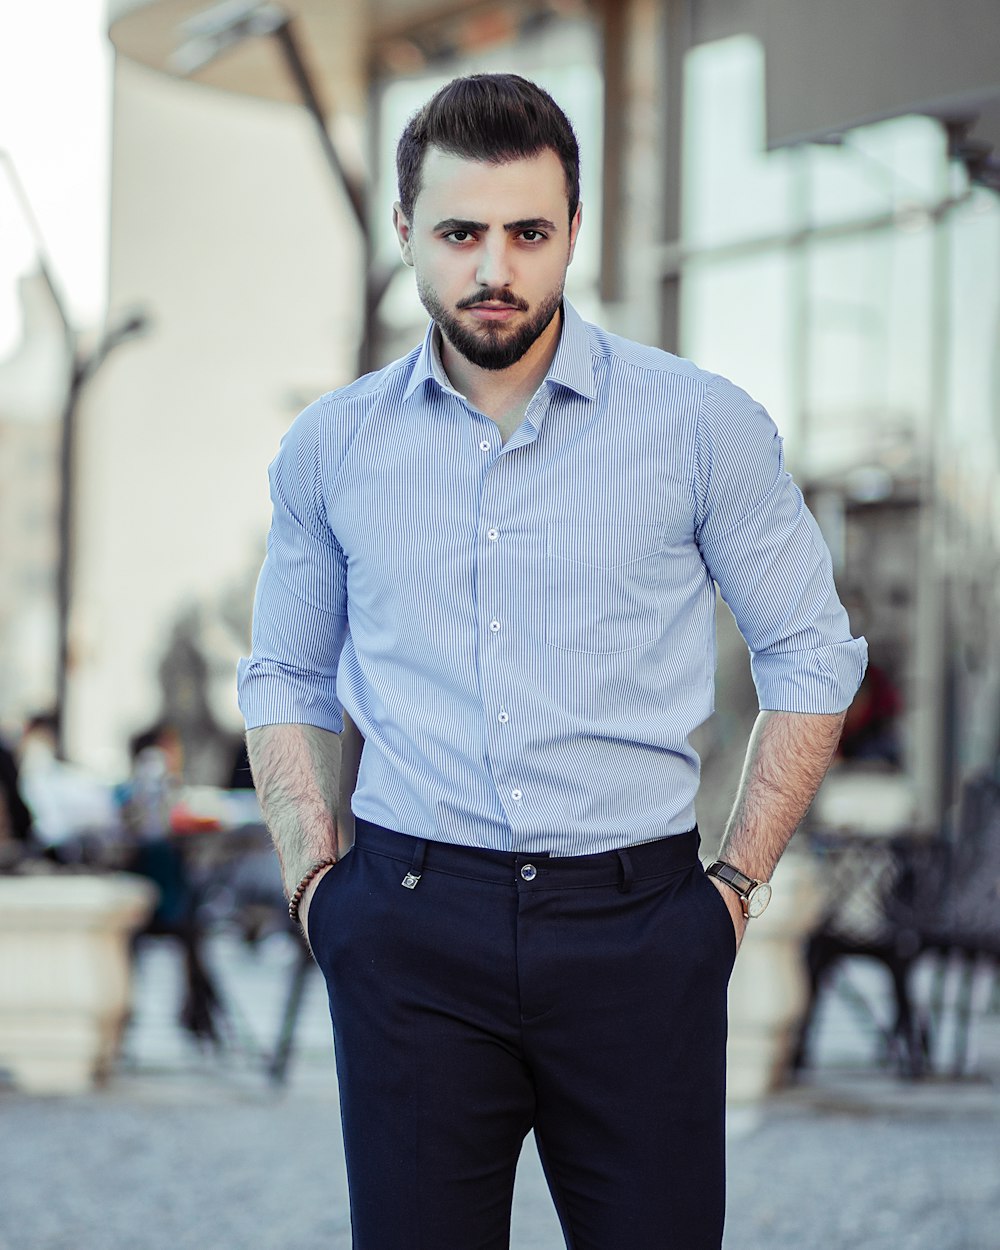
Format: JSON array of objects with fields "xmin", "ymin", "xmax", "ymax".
[{"xmin": 288, "ymin": 858, "xmax": 337, "ymax": 925}]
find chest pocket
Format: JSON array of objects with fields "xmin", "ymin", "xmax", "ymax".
[{"xmin": 545, "ymin": 520, "xmax": 665, "ymax": 654}]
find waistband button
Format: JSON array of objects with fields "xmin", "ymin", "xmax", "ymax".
[{"xmin": 520, "ymin": 863, "xmax": 537, "ymax": 882}]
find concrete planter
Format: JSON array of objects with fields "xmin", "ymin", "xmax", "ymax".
[
  {"xmin": 727, "ymin": 853, "xmax": 823, "ymax": 1103},
  {"xmin": 0, "ymin": 873, "xmax": 157, "ymax": 1094}
]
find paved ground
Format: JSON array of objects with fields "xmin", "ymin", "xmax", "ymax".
[{"xmin": 2, "ymin": 931, "xmax": 998, "ymax": 1249}]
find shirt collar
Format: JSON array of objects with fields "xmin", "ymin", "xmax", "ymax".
[
  {"xmin": 544, "ymin": 299, "xmax": 596, "ymax": 401},
  {"xmin": 401, "ymin": 298, "xmax": 596, "ymax": 403}
]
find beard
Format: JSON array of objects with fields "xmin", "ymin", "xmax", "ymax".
[{"xmin": 417, "ymin": 279, "xmax": 564, "ymax": 371}]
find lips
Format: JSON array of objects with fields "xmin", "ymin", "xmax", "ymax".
[{"xmin": 466, "ymin": 303, "xmax": 521, "ymax": 321}]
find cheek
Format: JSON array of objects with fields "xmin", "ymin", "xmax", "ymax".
[
  {"xmin": 426, "ymin": 256, "xmax": 471, "ymax": 295},
  {"xmin": 529, "ymin": 257, "xmax": 569, "ymax": 297}
]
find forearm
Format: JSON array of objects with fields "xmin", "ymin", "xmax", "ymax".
[
  {"xmin": 718, "ymin": 709, "xmax": 845, "ymax": 881},
  {"xmin": 246, "ymin": 722, "xmax": 344, "ymax": 894}
]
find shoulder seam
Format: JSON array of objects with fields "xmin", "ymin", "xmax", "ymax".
[{"xmin": 319, "ymin": 354, "xmax": 418, "ymax": 409}]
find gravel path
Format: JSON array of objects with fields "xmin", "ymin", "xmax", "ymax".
[
  {"xmin": 3, "ymin": 1074, "xmax": 997, "ymax": 1249},
  {"xmin": 2, "ymin": 934, "xmax": 997, "ymax": 1249}
]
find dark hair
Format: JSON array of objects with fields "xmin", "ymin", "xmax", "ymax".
[
  {"xmin": 129, "ymin": 720, "xmax": 177, "ymax": 763},
  {"xmin": 24, "ymin": 710, "xmax": 59, "ymax": 737},
  {"xmin": 396, "ymin": 73, "xmax": 580, "ymax": 223}
]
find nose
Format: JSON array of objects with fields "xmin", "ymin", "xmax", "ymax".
[{"xmin": 475, "ymin": 238, "xmax": 514, "ymax": 290}]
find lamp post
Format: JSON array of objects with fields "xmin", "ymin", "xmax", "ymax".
[
  {"xmin": 171, "ymin": 0, "xmax": 396, "ymax": 376},
  {"xmin": 1, "ymin": 150, "xmax": 149, "ymax": 757},
  {"xmin": 55, "ymin": 311, "xmax": 149, "ymax": 757}
]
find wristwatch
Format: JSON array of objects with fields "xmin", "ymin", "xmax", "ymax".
[{"xmin": 706, "ymin": 860, "xmax": 772, "ymax": 919}]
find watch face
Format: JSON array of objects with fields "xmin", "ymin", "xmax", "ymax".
[{"xmin": 747, "ymin": 882, "xmax": 772, "ymax": 918}]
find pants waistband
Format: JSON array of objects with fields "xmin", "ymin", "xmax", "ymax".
[{"xmin": 353, "ymin": 818, "xmax": 701, "ymax": 889}]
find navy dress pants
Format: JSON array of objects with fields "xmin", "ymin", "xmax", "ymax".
[{"xmin": 307, "ymin": 819, "xmax": 737, "ymax": 1250}]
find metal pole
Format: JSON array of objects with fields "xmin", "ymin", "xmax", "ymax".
[
  {"xmin": 54, "ymin": 350, "xmax": 84, "ymax": 758},
  {"xmin": 264, "ymin": 14, "xmax": 390, "ymax": 374},
  {"xmin": 172, "ymin": 4, "xmax": 400, "ymax": 374},
  {"xmin": 54, "ymin": 315, "xmax": 147, "ymax": 757},
  {"xmin": 788, "ymin": 145, "xmax": 811, "ymax": 448},
  {"xmin": 598, "ymin": 0, "xmax": 627, "ymax": 305},
  {"xmin": 912, "ymin": 140, "xmax": 955, "ymax": 829},
  {"xmin": 659, "ymin": 0, "xmax": 693, "ymax": 353},
  {"xmin": 270, "ymin": 17, "xmax": 368, "ymax": 239}
]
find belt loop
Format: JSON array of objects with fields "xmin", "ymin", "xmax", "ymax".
[
  {"xmin": 617, "ymin": 848, "xmax": 633, "ymax": 894},
  {"xmin": 401, "ymin": 838, "xmax": 427, "ymax": 889}
]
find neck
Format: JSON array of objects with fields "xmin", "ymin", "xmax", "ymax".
[{"xmin": 438, "ymin": 307, "xmax": 563, "ymax": 437}]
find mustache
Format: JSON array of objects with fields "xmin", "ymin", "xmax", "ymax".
[{"xmin": 456, "ymin": 288, "xmax": 529, "ymax": 312}]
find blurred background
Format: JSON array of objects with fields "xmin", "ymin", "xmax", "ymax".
[
  {"xmin": 1, "ymin": 2, "xmax": 999, "ymax": 1247},
  {"xmin": 1, "ymin": 0, "xmax": 998, "ymax": 817}
]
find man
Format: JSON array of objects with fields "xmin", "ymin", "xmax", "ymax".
[{"xmin": 238, "ymin": 73, "xmax": 866, "ymax": 1249}]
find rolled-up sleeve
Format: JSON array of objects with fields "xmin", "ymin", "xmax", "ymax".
[
  {"xmin": 695, "ymin": 376, "xmax": 867, "ymax": 713},
  {"xmin": 237, "ymin": 398, "xmax": 349, "ymax": 732}
]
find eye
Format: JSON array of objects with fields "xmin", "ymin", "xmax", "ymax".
[
  {"xmin": 444, "ymin": 230, "xmax": 473, "ymax": 243},
  {"xmin": 519, "ymin": 229, "xmax": 546, "ymax": 243}
]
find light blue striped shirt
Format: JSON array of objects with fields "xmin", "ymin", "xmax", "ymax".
[{"xmin": 237, "ymin": 300, "xmax": 867, "ymax": 855}]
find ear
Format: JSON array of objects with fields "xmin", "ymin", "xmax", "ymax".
[
  {"xmin": 567, "ymin": 203, "xmax": 583, "ymax": 264},
  {"xmin": 393, "ymin": 203, "xmax": 415, "ymax": 267}
]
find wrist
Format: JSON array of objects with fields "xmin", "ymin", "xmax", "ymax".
[
  {"xmin": 288, "ymin": 857, "xmax": 337, "ymax": 926},
  {"xmin": 706, "ymin": 859, "xmax": 773, "ymax": 919}
]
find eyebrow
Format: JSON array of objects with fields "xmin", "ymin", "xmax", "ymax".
[{"xmin": 432, "ymin": 216, "xmax": 559, "ymax": 234}]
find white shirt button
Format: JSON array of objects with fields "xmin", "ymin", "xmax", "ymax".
[
  {"xmin": 511, "ymin": 788, "xmax": 522, "ymax": 801},
  {"xmin": 479, "ymin": 440, "xmax": 491, "ymax": 451},
  {"xmin": 490, "ymin": 620, "xmax": 501, "ymax": 633},
  {"xmin": 498, "ymin": 711, "xmax": 509, "ymax": 723},
  {"xmin": 487, "ymin": 529, "xmax": 499, "ymax": 541}
]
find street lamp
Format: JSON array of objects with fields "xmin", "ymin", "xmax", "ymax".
[
  {"xmin": 170, "ymin": 0, "xmax": 396, "ymax": 375},
  {"xmin": 1, "ymin": 149, "xmax": 149, "ymax": 756},
  {"xmin": 55, "ymin": 309, "xmax": 150, "ymax": 757}
]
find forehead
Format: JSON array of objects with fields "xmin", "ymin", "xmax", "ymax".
[{"xmin": 413, "ymin": 146, "xmax": 569, "ymax": 222}]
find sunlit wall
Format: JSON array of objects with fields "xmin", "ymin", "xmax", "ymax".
[{"xmin": 68, "ymin": 56, "xmax": 362, "ymax": 775}]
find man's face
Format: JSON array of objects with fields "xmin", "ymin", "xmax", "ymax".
[{"xmin": 394, "ymin": 146, "xmax": 581, "ymax": 371}]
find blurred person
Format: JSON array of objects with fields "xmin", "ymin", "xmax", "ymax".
[
  {"xmin": 17, "ymin": 711, "xmax": 119, "ymax": 855},
  {"xmin": 838, "ymin": 661, "xmax": 903, "ymax": 766},
  {"xmin": 238, "ymin": 74, "xmax": 867, "ymax": 1249},
  {"xmin": 121, "ymin": 721, "xmax": 184, "ymax": 837},
  {"xmin": 119, "ymin": 719, "xmax": 221, "ymax": 1040},
  {"xmin": 119, "ymin": 721, "xmax": 188, "ymax": 926},
  {"xmin": 0, "ymin": 732, "xmax": 37, "ymax": 860}
]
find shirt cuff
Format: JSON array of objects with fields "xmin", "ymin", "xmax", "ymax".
[
  {"xmin": 751, "ymin": 636, "xmax": 868, "ymax": 714},
  {"xmin": 236, "ymin": 657, "xmax": 345, "ymax": 734}
]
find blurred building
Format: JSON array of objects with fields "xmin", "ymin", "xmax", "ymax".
[
  {"xmin": 662, "ymin": 1, "xmax": 1000, "ymax": 832},
  {"xmin": 51, "ymin": 0, "xmax": 999, "ymax": 825}
]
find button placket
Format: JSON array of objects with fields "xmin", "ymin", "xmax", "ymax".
[
  {"xmin": 476, "ymin": 450, "xmax": 522, "ymax": 823},
  {"xmin": 479, "ymin": 456, "xmax": 506, "ymax": 641}
]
